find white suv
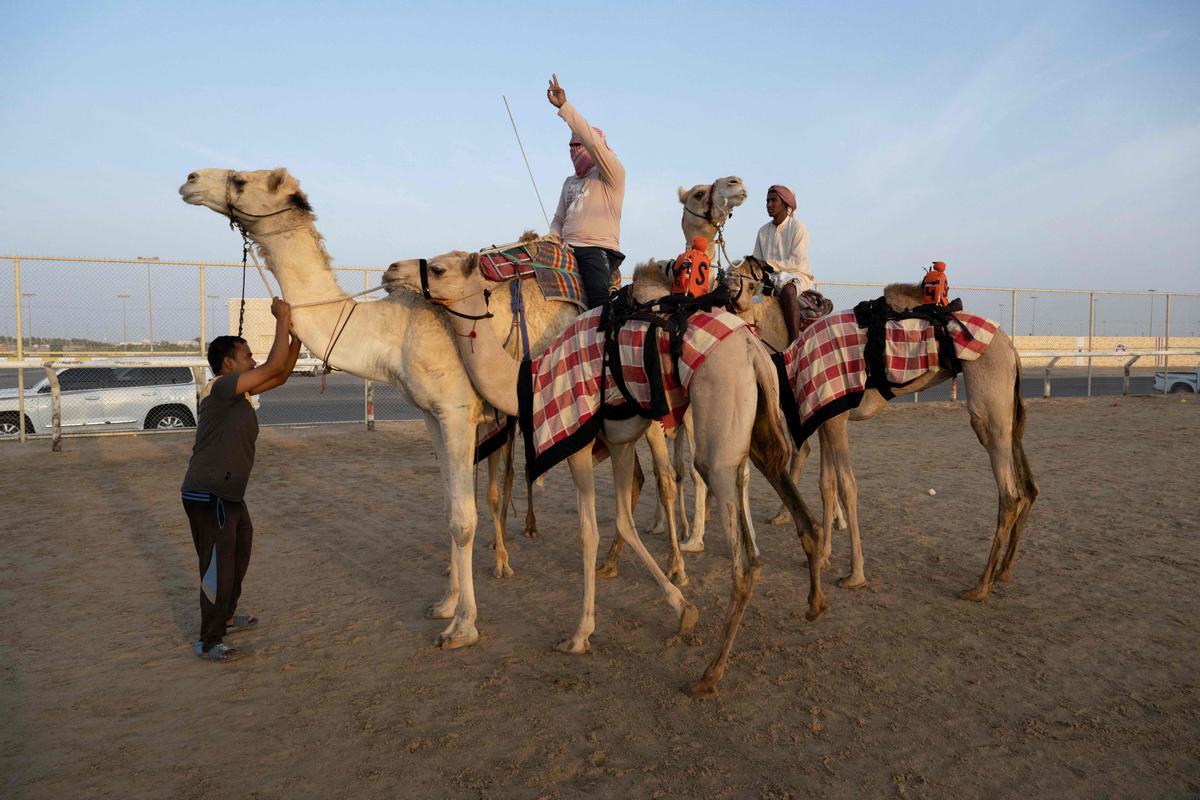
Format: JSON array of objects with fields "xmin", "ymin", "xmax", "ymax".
[{"xmin": 0, "ymin": 365, "xmax": 202, "ymax": 436}]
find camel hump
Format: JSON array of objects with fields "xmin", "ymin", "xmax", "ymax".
[{"xmin": 883, "ymin": 283, "xmax": 926, "ymax": 312}]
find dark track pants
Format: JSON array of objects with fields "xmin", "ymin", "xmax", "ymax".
[
  {"xmin": 183, "ymin": 497, "xmax": 253, "ymax": 651},
  {"xmin": 572, "ymin": 246, "xmax": 626, "ymax": 309}
]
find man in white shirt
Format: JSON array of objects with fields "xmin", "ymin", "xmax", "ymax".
[{"xmin": 752, "ymin": 184, "xmax": 831, "ymax": 342}]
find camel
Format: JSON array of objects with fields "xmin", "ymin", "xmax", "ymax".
[
  {"xmin": 179, "ymin": 167, "xmax": 591, "ymax": 651},
  {"xmin": 383, "ymin": 252, "xmax": 826, "ymax": 696},
  {"xmin": 723, "ymin": 256, "xmax": 1039, "ymax": 599}
]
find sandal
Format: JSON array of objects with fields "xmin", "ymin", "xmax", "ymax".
[
  {"xmin": 225, "ymin": 613, "xmax": 259, "ymax": 634},
  {"xmin": 196, "ymin": 642, "xmax": 241, "ymax": 662}
]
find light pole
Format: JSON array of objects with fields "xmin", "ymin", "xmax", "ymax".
[
  {"xmin": 1029, "ymin": 295, "xmax": 1037, "ymax": 336},
  {"xmin": 117, "ymin": 294, "xmax": 130, "ymax": 352},
  {"xmin": 139, "ymin": 256, "xmax": 159, "ymax": 352},
  {"xmin": 20, "ymin": 292, "xmax": 36, "ymax": 347}
]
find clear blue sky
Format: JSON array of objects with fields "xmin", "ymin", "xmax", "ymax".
[{"xmin": 2, "ymin": 0, "xmax": 1197, "ymax": 298}]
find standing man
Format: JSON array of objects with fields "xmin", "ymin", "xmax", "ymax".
[
  {"xmin": 181, "ymin": 297, "xmax": 301, "ymax": 662},
  {"xmin": 546, "ymin": 73, "xmax": 626, "ymax": 309},
  {"xmin": 752, "ymin": 184, "xmax": 831, "ymax": 342}
]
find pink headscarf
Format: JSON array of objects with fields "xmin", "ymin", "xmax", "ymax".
[
  {"xmin": 767, "ymin": 184, "xmax": 797, "ymax": 211},
  {"xmin": 570, "ymin": 127, "xmax": 609, "ymax": 178}
]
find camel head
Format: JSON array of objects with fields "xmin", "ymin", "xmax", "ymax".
[
  {"xmin": 723, "ymin": 255, "xmax": 771, "ymax": 314},
  {"xmin": 179, "ymin": 168, "xmax": 313, "ymax": 228},
  {"xmin": 678, "ymin": 176, "xmax": 747, "ymax": 240},
  {"xmin": 383, "ymin": 250, "xmax": 485, "ymax": 306}
]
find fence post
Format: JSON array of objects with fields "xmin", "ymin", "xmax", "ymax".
[
  {"xmin": 1010, "ymin": 288, "xmax": 1017, "ymax": 336},
  {"xmin": 1087, "ymin": 291, "xmax": 1095, "ymax": 397},
  {"xmin": 365, "ymin": 380, "xmax": 375, "ymax": 431},
  {"xmin": 14, "ymin": 258, "xmax": 26, "ymax": 443},
  {"xmin": 1163, "ymin": 294, "xmax": 1171, "ymax": 395},
  {"xmin": 43, "ymin": 365, "xmax": 61, "ymax": 452},
  {"xmin": 950, "ymin": 377, "xmax": 958, "ymax": 401}
]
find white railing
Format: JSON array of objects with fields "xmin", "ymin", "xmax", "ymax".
[{"xmin": 1018, "ymin": 349, "xmax": 1200, "ymax": 398}]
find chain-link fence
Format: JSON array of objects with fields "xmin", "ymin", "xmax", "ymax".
[{"xmin": 2, "ymin": 255, "xmax": 1197, "ymax": 441}]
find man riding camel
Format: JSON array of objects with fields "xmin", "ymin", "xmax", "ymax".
[
  {"xmin": 546, "ymin": 73, "xmax": 626, "ymax": 309},
  {"xmin": 752, "ymin": 184, "xmax": 832, "ymax": 342}
]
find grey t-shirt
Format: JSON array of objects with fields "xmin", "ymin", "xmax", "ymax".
[{"xmin": 181, "ymin": 372, "xmax": 259, "ymax": 502}]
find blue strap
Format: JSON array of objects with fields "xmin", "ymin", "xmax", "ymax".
[{"xmin": 510, "ymin": 280, "xmax": 531, "ymax": 360}]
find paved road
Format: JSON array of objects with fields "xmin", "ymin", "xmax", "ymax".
[{"xmin": 0, "ymin": 368, "xmax": 1178, "ymax": 430}]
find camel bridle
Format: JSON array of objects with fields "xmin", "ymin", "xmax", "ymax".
[{"xmin": 683, "ymin": 180, "xmax": 738, "ymax": 278}]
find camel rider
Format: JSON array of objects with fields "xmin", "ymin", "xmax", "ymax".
[
  {"xmin": 752, "ymin": 184, "xmax": 832, "ymax": 343},
  {"xmin": 546, "ymin": 73, "xmax": 626, "ymax": 309}
]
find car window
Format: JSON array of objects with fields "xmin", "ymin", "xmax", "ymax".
[
  {"xmin": 58, "ymin": 368, "xmax": 118, "ymax": 391},
  {"xmin": 114, "ymin": 367, "xmax": 194, "ymax": 388}
]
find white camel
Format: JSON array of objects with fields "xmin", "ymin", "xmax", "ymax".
[
  {"xmin": 725, "ymin": 257, "xmax": 1039, "ymax": 599},
  {"xmin": 179, "ymin": 167, "xmax": 587, "ymax": 650},
  {"xmin": 384, "ymin": 252, "xmax": 826, "ymax": 696}
]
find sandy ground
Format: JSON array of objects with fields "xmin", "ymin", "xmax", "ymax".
[{"xmin": 2, "ymin": 396, "xmax": 1198, "ymax": 799}]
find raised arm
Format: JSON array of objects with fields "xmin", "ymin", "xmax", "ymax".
[
  {"xmin": 248, "ymin": 331, "xmax": 302, "ymax": 396},
  {"xmin": 547, "ymin": 74, "xmax": 624, "ymax": 188},
  {"xmin": 235, "ymin": 297, "xmax": 295, "ymax": 396}
]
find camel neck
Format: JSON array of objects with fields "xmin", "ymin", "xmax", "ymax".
[
  {"xmin": 439, "ymin": 290, "xmax": 520, "ymax": 417},
  {"xmin": 248, "ymin": 223, "xmax": 409, "ymax": 383}
]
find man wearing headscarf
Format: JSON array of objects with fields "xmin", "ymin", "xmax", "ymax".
[
  {"xmin": 546, "ymin": 74, "xmax": 626, "ymax": 308},
  {"xmin": 752, "ymin": 184, "xmax": 830, "ymax": 342}
]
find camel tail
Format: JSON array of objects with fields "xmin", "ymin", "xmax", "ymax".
[
  {"xmin": 749, "ymin": 336, "xmax": 793, "ymax": 479},
  {"xmin": 1011, "ymin": 361, "xmax": 1039, "ymax": 503}
]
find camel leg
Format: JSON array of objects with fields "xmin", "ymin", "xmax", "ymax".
[
  {"xmin": 646, "ymin": 423, "xmax": 686, "ymax": 587},
  {"xmin": 680, "ymin": 418, "xmax": 710, "ymax": 553},
  {"xmin": 673, "ymin": 424, "xmax": 691, "ymax": 542},
  {"xmin": 485, "ymin": 447, "xmax": 513, "ymax": 579},
  {"xmin": 768, "ymin": 441, "xmax": 848, "ymax": 532},
  {"xmin": 558, "ymin": 449, "xmax": 600, "ymax": 653},
  {"xmin": 523, "ymin": 479, "xmax": 538, "ymax": 538},
  {"xmin": 960, "ymin": 345, "xmax": 1037, "ymax": 600},
  {"xmin": 609, "ymin": 438, "xmax": 698, "ymax": 643},
  {"xmin": 598, "ymin": 450, "xmax": 645, "ymax": 579},
  {"xmin": 423, "ymin": 416, "xmax": 480, "ymax": 649},
  {"xmin": 818, "ymin": 417, "xmax": 866, "ymax": 589},
  {"xmin": 685, "ymin": 458, "xmax": 758, "ymax": 698}
]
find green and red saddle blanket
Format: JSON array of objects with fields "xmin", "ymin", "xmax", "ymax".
[
  {"xmin": 515, "ymin": 294, "xmax": 747, "ymax": 481},
  {"xmin": 478, "ymin": 237, "xmax": 586, "ymax": 310},
  {"xmin": 774, "ymin": 298, "xmax": 998, "ymax": 446}
]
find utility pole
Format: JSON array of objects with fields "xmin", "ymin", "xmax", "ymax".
[
  {"xmin": 139, "ymin": 256, "xmax": 159, "ymax": 352},
  {"xmin": 1029, "ymin": 295, "xmax": 1037, "ymax": 336}
]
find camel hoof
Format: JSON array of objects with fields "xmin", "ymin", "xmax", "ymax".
[
  {"xmin": 524, "ymin": 527, "xmax": 539, "ymax": 540},
  {"xmin": 494, "ymin": 562, "xmax": 514, "ymax": 579},
  {"xmin": 679, "ymin": 538, "xmax": 705, "ymax": 554},
  {"xmin": 435, "ymin": 627, "xmax": 479, "ymax": 650},
  {"xmin": 648, "ymin": 523, "xmax": 666, "ymax": 536},
  {"xmin": 669, "ymin": 570, "xmax": 689, "ymax": 589},
  {"xmin": 767, "ymin": 511, "xmax": 790, "ymax": 526},
  {"xmin": 959, "ymin": 586, "xmax": 990, "ymax": 602},
  {"xmin": 997, "ymin": 569, "xmax": 1014, "ymax": 583},
  {"xmin": 555, "ymin": 636, "xmax": 591, "ymax": 655},
  {"xmin": 683, "ymin": 679, "xmax": 718, "ymax": 699},
  {"xmin": 425, "ymin": 599, "xmax": 456, "ymax": 620},
  {"xmin": 838, "ymin": 574, "xmax": 867, "ymax": 590},
  {"xmin": 676, "ymin": 602, "xmax": 700, "ymax": 637},
  {"xmin": 597, "ymin": 562, "xmax": 618, "ymax": 579},
  {"xmin": 805, "ymin": 599, "xmax": 828, "ymax": 622}
]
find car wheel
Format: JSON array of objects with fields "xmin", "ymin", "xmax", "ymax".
[
  {"xmin": 1169, "ymin": 384, "xmax": 1194, "ymax": 394},
  {"xmin": 0, "ymin": 413, "xmax": 34, "ymax": 436},
  {"xmin": 145, "ymin": 406, "xmax": 196, "ymax": 430}
]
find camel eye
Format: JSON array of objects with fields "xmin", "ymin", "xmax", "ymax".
[
  {"xmin": 694, "ymin": 191, "xmax": 704, "ymax": 199},
  {"xmin": 231, "ymin": 175, "xmax": 247, "ymax": 189},
  {"xmin": 431, "ymin": 265, "xmax": 447, "ymax": 277}
]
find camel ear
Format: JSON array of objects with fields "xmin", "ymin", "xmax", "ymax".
[
  {"xmin": 267, "ymin": 167, "xmax": 290, "ymax": 193},
  {"xmin": 464, "ymin": 252, "xmax": 480, "ymax": 276},
  {"xmin": 677, "ymin": 186, "xmax": 689, "ymax": 204}
]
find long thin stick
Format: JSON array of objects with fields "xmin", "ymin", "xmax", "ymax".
[{"xmin": 503, "ymin": 95, "xmax": 552, "ymax": 231}]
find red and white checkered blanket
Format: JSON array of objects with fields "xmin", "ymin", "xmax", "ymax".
[
  {"xmin": 518, "ymin": 307, "xmax": 747, "ymax": 480},
  {"xmin": 776, "ymin": 309, "xmax": 998, "ymax": 444}
]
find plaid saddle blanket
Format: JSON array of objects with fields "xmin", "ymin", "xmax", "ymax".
[
  {"xmin": 478, "ymin": 238, "xmax": 586, "ymax": 310},
  {"xmin": 517, "ymin": 306, "xmax": 747, "ymax": 480},
  {"xmin": 775, "ymin": 306, "xmax": 998, "ymax": 445}
]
